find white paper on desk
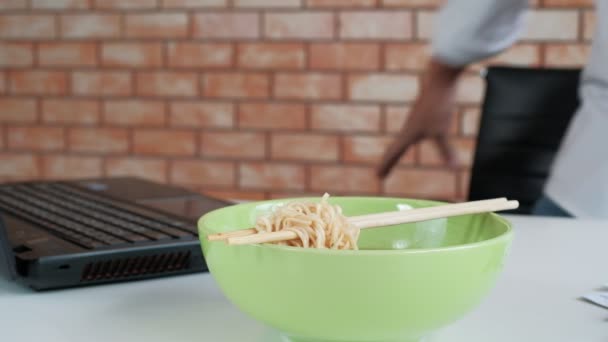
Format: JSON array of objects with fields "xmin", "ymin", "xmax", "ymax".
[{"xmin": 582, "ymin": 292, "xmax": 608, "ymax": 309}]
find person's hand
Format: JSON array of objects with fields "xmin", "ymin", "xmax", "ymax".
[{"xmin": 377, "ymin": 59, "xmax": 464, "ymax": 179}]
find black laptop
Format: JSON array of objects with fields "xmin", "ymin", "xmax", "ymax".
[{"xmin": 0, "ymin": 177, "xmax": 230, "ymax": 290}]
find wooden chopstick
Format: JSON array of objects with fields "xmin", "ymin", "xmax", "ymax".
[
  {"xmin": 351, "ymin": 200, "xmax": 518, "ymax": 230},
  {"xmin": 222, "ymin": 199, "xmax": 518, "ymax": 246},
  {"xmin": 207, "ymin": 228, "xmax": 257, "ymax": 241},
  {"xmin": 207, "ymin": 197, "xmax": 508, "ymax": 242},
  {"xmin": 226, "ymin": 199, "xmax": 518, "ymax": 246}
]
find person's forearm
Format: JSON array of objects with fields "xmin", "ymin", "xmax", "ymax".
[
  {"xmin": 376, "ymin": 58, "xmax": 463, "ymax": 178},
  {"xmin": 423, "ymin": 58, "xmax": 466, "ymax": 86}
]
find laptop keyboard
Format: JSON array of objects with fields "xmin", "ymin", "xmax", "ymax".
[{"xmin": 0, "ymin": 183, "xmax": 196, "ymax": 250}]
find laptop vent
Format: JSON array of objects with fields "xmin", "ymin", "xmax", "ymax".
[{"xmin": 80, "ymin": 251, "xmax": 191, "ymax": 282}]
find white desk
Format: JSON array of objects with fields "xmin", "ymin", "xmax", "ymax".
[{"xmin": 1, "ymin": 215, "xmax": 606, "ymax": 342}]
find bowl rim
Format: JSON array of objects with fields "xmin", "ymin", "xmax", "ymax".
[{"xmin": 198, "ymin": 196, "xmax": 514, "ymax": 255}]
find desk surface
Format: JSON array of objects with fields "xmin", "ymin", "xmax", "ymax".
[{"xmin": 1, "ymin": 215, "xmax": 606, "ymax": 342}]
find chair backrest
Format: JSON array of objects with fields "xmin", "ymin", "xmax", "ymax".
[{"xmin": 468, "ymin": 66, "xmax": 581, "ymax": 214}]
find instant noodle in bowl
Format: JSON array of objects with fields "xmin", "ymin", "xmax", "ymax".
[
  {"xmin": 199, "ymin": 196, "xmax": 513, "ymax": 342},
  {"xmin": 254, "ymin": 194, "xmax": 359, "ymax": 249}
]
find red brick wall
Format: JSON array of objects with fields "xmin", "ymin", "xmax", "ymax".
[{"xmin": 0, "ymin": 0, "xmax": 594, "ymax": 201}]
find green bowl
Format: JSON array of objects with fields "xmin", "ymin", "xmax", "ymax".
[{"xmin": 199, "ymin": 197, "xmax": 513, "ymax": 342}]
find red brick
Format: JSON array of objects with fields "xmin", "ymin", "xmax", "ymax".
[
  {"xmin": 168, "ymin": 42, "xmax": 233, "ymax": 68},
  {"xmin": 194, "ymin": 13, "xmax": 259, "ymax": 39},
  {"xmin": 0, "ymin": 98, "xmax": 37, "ymax": 123},
  {"xmin": 311, "ymin": 104, "xmax": 380, "ymax": 132},
  {"xmin": 203, "ymin": 190, "xmax": 265, "ymax": 201},
  {"xmin": 0, "ymin": 72, "xmax": 4, "ymax": 93},
  {"xmin": 126, "ymin": 13, "xmax": 189, "ymax": 38},
  {"xmin": 203, "ymin": 72, "xmax": 269, "ymax": 99},
  {"xmin": 310, "ymin": 43, "xmax": 380, "ymax": 70},
  {"xmin": 69, "ymin": 128, "xmax": 129, "ymax": 154},
  {"xmin": 523, "ymin": 10, "xmax": 578, "ymax": 41},
  {"xmin": 545, "ymin": 44, "xmax": 591, "ymax": 67},
  {"xmin": 137, "ymin": 72, "xmax": 198, "ymax": 97},
  {"xmin": 103, "ymin": 100, "xmax": 166, "ymax": 126},
  {"xmin": 9, "ymin": 71, "xmax": 68, "ymax": 95},
  {"xmin": 340, "ymin": 11, "xmax": 412, "ymax": 39},
  {"xmin": 0, "ymin": 0, "xmax": 27, "ymax": 10},
  {"xmin": 583, "ymin": 10, "xmax": 596, "ymax": 40},
  {"xmin": 268, "ymin": 192, "xmax": 317, "ymax": 199},
  {"xmin": 32, "ymin": 0, "xmax": 90, "ymax": 8},
  {"xmin": 0, "ymin": 43, "xmax": 34, "ymax": 67},
  {"xmin": 42, "ymin": 99, "xmax": 99, "ymax": 125},
  {"xmin": 235, "ymin": 0, "xmax": 300, "ymax": 7},
  {"xmin": 42, "ymin": 155, "xmax": 102, "ymax": 179},
  {"xmin": 95, "ymin": 0, "xmax": 157, "ymax": 9},
  {"xmin": 384, "ymin": 107, "xmax": 419, "ymax": 159},
  {"xmin": 382, "ymin": 0, "xmax": 440, "ymax": 6},
  {"xmin": 343, "ymin": 135, "xmax": 387, "ymax": 164},
  {"xmin": 161, "ymin": 0, "xmax": 227, "ymax": 8},
  {"xmin": 274, "ymin": 73, "xmax": 341, "ymax": 100},
  {"xmin": 1, "ymin": 129, "xmax": 6, "ymax": 149},
  {"xmin": 455, "ymin": 75, "xmax": 484, "ymax": 103},
  {"xmin": 543, "ymin": 0, "xmax": 593, "ymax": 6},
  {"xmin": 306, "ymin": 0, "xmax": 375, "ymax": 7},
  {"xmin": 239, "ymin": 162, "xmax": 305, "ymax": 190},
  {"xmin": 238, "ymin": 43, "xmax": 305, "ymax": 69},
  {"xmin": 169, "ymin": 101, "xmax": 234, "ymax": 128},
  {"xmin": 385, "ymin": 43, "xmax": 430, "ymax": 71},
  {"xmin": 61, "ymin": 14, "xmax": 121, "ymax": 38},
  {"xmin": 105, "ymin": 157, "xmax": 167, "ymax": 183},
  {"xmin": 8, "ymin": 126, "xmax": 65, "ymax": 151},
  {"xmin": 201, "ymin": 132, "xmax": 265, "ymax": 159},
  {"xmin": 170, "ymin": 160, "xmax": 234, "ymax": 186},
  {"xmin": 310, "ymin": 165, "xmax": 379, "ymax": 193},
  {"xmin": 348, "ymin": 74, "xmax": 418, "ymax": 102},
  {"xmin": 416, "ymin": 11, "xmax": 434, "ymax": 40},
  {"xmin": 0, "ymin": 15, "xmax": 55, "ymax": 39},
  {"xmin": 102, "ymin": 43, "xmax": 163, "ymax": 68},
  {"xmin": 72, "ymin": 71, "xmax": 132, "ymax": 96},
  {"xmin": 265, "ymin": 12, "xmax": 333, "ymax": 39},
  {"xmin": 0, "ymin": 154, "xmax": 39, "ymax": 180},
  {"xmin": 344, "ymin": 135, "xmax": 415, "ymax": 164},
  {"xmin": 384, "ymin": 168, "xmax": 456, "ymax": 199},
  {"xmin": 493, "ymin": 44, "xmax": 540, "ymax": 66},
  {"xmin": 38, "ymin": 42, "xmax": 97, "ymax": 67},
  {"xmin": 271, "ymin": 134, "xmax": 338, "ymax": 161},
  {"xmin": 473, "ymin": 44, "xmax": 540, "ymax": 71},
  {"xmin": 133, "ymin": 129, "xmax": 196, "ymax": 156},
  {"xmin": 239, "ymin": 103, "xmax": 306, "ymax": 130},
  {"xmin": 461, "ymin": 107, "xmax": 480, "ymax": 137},
  {"xmin": 385, "ymin": 105, "xmax": 410, "ymax": 133},
  {"xmin": 419, "ymin": 138, "xmax": 476, "ymax": 167}
]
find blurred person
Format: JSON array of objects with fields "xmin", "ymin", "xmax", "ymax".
[{"xmin": 377, "ymin": 0, "xmax": 607, "ymax": 218}]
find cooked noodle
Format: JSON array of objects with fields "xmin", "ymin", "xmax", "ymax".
[{"xmin": 254, "ymin": 193, "xmax": 359, "ymax": 250}]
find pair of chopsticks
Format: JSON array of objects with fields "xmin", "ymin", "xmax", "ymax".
[{"xmin": 207, "ymin": 197, "xmax": 518, "ymax": 246}]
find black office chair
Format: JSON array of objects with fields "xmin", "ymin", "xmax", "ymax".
[{"xmin": 468, "ymin": 66, "xmax": 581, "ymax": 214}]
